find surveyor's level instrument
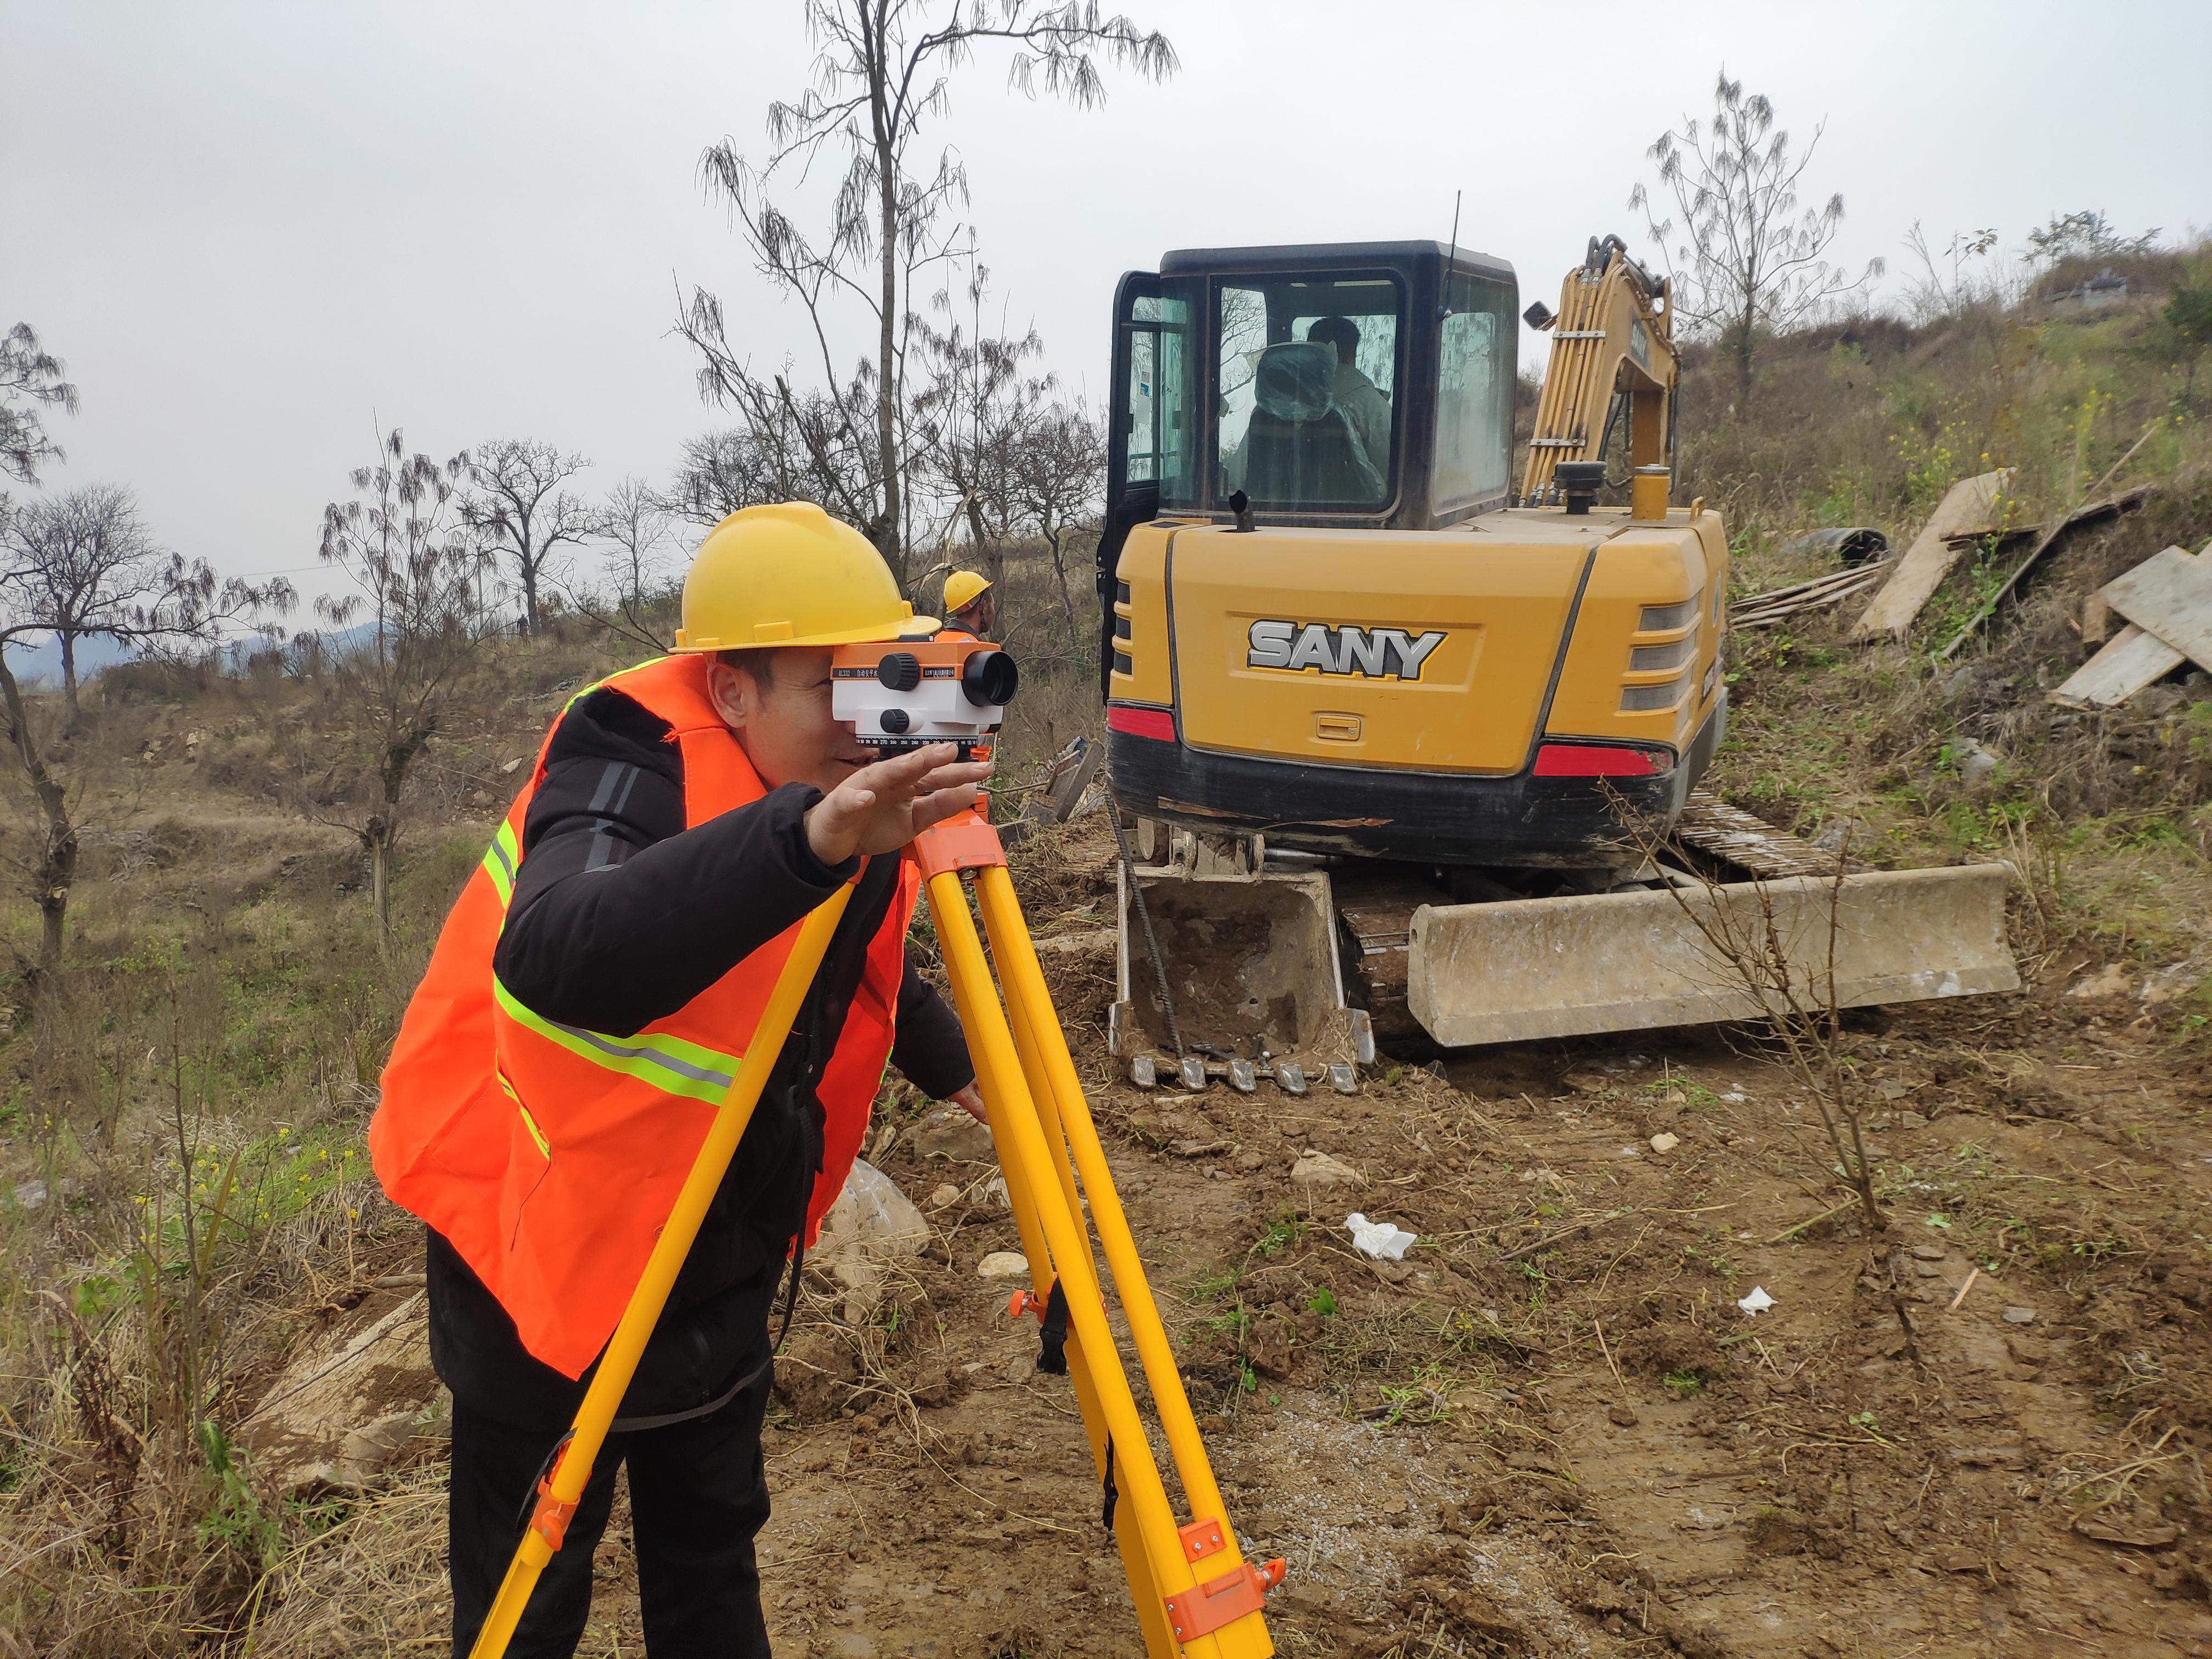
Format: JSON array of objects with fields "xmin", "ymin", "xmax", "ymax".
[{"xmin": 467, "ymin": 884, "xmax": 855, "ymax": 1659}]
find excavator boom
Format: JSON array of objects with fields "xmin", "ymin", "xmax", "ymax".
[{"xmin": 1521, "ymin": 234, "xmax": 1678, "ymax": 506}]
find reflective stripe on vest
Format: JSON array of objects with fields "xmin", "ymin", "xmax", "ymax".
[
  {"xmin": 477, "ymin": 809, "xmax": 746, "ymax": 1110},
  {"xmin": 491, "ymin": 977, "xmax": 743, "ymax": 1108},
  {"xmin": 481, "ymin": 819, "xmax": 520, "ymax": 906}
]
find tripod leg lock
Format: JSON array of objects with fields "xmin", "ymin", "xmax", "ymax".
[
  {"xmin": 1178, "ymin": 1516, "xmax": 1227, "ymax": 1563},
  {"xmin": 528, "ymin": 1474, "xmax": 578, "ymax": 1553},
  {"xmin": 1164, "ymin": 1558, "xmax": 1288, "ymax": 1644},
  {"xmin": 912, "ymin": 809, "xmax": 1007, "ymax": 879},
  {"xmin": 1005, "ymin": 1279, "xmax": 1073, "ymax": 1375}
]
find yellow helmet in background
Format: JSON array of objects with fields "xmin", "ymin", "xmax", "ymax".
[
  {"xmin": 671, "ymin": 501, "xmax": 935, "ymax": 651},
  {"xmin": 943, "ymin": 569, "xmax": 993, "ymax": 614}
]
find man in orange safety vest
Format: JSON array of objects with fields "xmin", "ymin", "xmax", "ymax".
[{"xmin": 371, "ymin": 503, "xmax": 990, "ymax": 1657}]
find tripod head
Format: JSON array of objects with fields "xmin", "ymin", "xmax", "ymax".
[{"xmin": 832, "ymin": 637, "xmax": 1018, "ymax": 760}]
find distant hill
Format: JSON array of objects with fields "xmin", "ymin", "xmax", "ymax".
[
  {"xmin": 2, "ymin": 631, "xmax": 140, "ymax": 688},
  {"xmin": 1, "ymin": 623, "xmax": 379, "ymax": 688}
]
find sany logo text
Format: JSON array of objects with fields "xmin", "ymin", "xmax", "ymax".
[{"xmin": 1245, "ymin": 620, "xmax": 1446, "ymax": 681}]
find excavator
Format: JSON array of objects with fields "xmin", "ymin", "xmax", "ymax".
[{"xmin": 1093, "ymin": 236, "xmax": 2017, "ymax": 1088}]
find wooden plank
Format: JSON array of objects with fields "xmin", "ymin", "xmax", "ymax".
[
  {"xmin": 2050, "ymin": 625, "xmax": 2186, "ymax": 708},
  {"xmin": 1933, "ymin": 483, "xmax": 2154, "ymax": 662},
  {"xmin": 1739, "ymin": 560, "xmax": 1892, "ymax": 609},
  {"xmin": 2100, "ymin": 545, "xmax": 2212, "ymax": 673},
  {"xmin": 1848, "ymin": 469, "xmax": 2016, "ymax": 641},
  {"xmin": 1733, "ymin": 569, "xmax": 1889, "ymax": 629},
  {"xmin": 2049, "ymin": 540, "xmax": 2209, "ymax": 708},
  {"xmin": 2081, "ymin": 591, "xmax": 2110, "ymax": 645}
]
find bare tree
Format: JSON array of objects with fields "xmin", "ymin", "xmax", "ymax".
[
  {"xmin": 1629, "ymin": 71, "xmax": 1881, "ymax": 409},
  {"xmin": 910, "ymin": 262, "xmax": 1048, "ymax": 590},
  {"xmin": 663, "ymin": 370, "xmax": 886, "ymax": 533},
  {"xmin": 460, "ymin": 438, "xmax": 593, "ymax": 634},
  {"xmin": 598, "ymin": 476, "xmax": 675, "ymax": 611},
  {"xmin": 1011, "ymin": 397, "xmax": 1103, "ymax": 647},
  {"xmin": 316, "ymin": 428, "xmax": 501, "ymax": 943},
  {"xmin": 0, "ymin": 546, "xmax": 288, "ymax": 996},
  {"xmin": 668, "ymin": 428, "xmax": 771, "ymax": 529},
  {"xmin": 1899, "ymin": 222, "xmax": 2004, "ymax": 325},
  {"xmin": 574, "ymin": 475, "xmax": 680, "ymax": 655},
  {"xmin": 1, "ymin": 323, "xmax": 79, "ymax": 486},
  {"xmin": 680, "ymin": 0, "xmax": 1175, "ymax": 584},
  {"xmin": 0, "ymin": 483, "xmax": 174, "ymax": 732},
  {"xmin": 1600, "ymin": 787, "xmax": 1918, "ymax": 1356}
]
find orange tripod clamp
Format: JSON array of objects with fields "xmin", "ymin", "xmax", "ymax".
[{"xmin": 912, "ymin": 804, "xmax": 1007, "ymax": 881}]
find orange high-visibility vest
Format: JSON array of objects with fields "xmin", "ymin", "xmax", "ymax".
[{"xmin": 369, "ymin": 654, "xmax": 921, "ymax": 1379}]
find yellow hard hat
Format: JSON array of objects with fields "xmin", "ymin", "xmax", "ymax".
[
  {"xmin": 671, "ymin": 502, "xmax": 934, "ymax": 651},
  {"xmin": 943, "ymin": 569, "xmax": 993, "ymax": 614}
]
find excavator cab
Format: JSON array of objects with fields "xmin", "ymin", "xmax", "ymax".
[
  {"xmin": 1094, "ymin": 239, "xmax": 2016, "ymax": 1081},
  {"xmin": 1103, "ymin": 244, "xmax": 1516, "ymax": 648}
]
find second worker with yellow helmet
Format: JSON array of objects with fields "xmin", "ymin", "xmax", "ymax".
[
  {"xmin": 939, "ymin": 568, "xmax": 995, "ymax": 640},
  {"xmin": 370, "ymin": 503, "xmax": 991, "ymax": 1657}
]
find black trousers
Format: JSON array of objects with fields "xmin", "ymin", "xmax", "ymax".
[{"xmin": 447, "ymin": 1370, "xmax": 776, "ymax": 1658}]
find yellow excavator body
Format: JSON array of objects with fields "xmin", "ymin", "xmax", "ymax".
[
  {"xmin": 1112, "ymin": 510, "xmax": 1723, "ymax": 782},
  {"xmin": 1092, "ymin": 236, "xmax": 2016, "ymax": 1077}
]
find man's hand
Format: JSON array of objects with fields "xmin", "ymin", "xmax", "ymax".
[
  {"xmin": 949, "ymin": 1081, "xmax": 989, "ymax": 1125},
  {"xmin": 804, "ymin": 742, "xmax": 991, "ymax": 866}
]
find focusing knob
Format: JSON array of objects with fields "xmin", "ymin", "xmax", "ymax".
[
  {"xmin": 876, "ymin": 652, "xmax": 922, "ymax": 692},
  {"xmin": 879, "ymin": 708, "xmax": 911, "ymax": 734}
]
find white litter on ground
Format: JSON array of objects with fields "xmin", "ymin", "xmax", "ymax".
[
  {"xmin": 1737, "ymin": 1286, "xmax": 1776, "ymax": 1316},
  {"xmin": 1345, "ymin": 1213, "xmax": 1418, "ymax": 1260}
]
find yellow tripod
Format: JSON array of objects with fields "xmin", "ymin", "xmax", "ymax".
[
  {"xmin": 471, "ymin": 811, "xmax": 1281, "ymax": 1657},
  {"xmin": 916, "ymin": 807, "xmax": 1280, "ymax": 1657}
]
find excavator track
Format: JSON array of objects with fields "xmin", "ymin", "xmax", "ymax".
[{"xmin": 1669, "ymin": 789, "xmax": 1854, "ymax": 881}]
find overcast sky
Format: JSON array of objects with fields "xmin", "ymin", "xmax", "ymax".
[{"xmin": 5, "ymin": 0, "xmax": 2207, "ymax": 617}]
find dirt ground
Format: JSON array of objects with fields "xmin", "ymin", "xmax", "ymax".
[{"xmin": 263, "ymin": 819, "xmax": 2211, "ymax": 1659}]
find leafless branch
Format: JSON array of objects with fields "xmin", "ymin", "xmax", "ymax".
[
  {"xmin": 1, "ymin": 323, "xmax": 81, "ymax": 486},
  {"xmin": 678, "ymin": 0, "xmax": 1172, "ymax": 585},
  {"xmin": 1627, "ymin": 70, "xmax": 1882, "ymax": 408}
]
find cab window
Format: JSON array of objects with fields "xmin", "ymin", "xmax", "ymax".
[
  {"xmin": 1431, "ymin": 272, "xmax": 1514, "ymax": 512},
  {"xmin": 1215, "ymin": 275, "xmax": 1401, "ymax": 510},
  {"xmin": 1125, "ymin": 285, "xmax": 1198, "ymax": 509}
]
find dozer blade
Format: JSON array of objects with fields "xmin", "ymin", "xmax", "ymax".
[
  {"xmin": 1110, "ymin": 865, "xmax": 1373, "ymax": 1077},
  {"xmin": 1407, "ymin": 864, "xmax": 2018, "ymax": 1048}
]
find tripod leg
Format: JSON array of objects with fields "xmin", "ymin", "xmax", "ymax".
[
  {"xmin": 927, "ymin": 872, "xmax": 1233, "ymax": 1649},
  {"xmin": 1060, "ymin": 1326, "xmax": 1182, "ymax": 1659},
  {"xmin": 976, "ymin": 866, "xmax": 1276, "ymax": 1658},
  {"xmin": 928, "ymin": 879, "xmax": 1177, "ymax": 1657},
  {"xmin": 469, "ymin": 886, "xmax": 853, "ymax": 1659}
]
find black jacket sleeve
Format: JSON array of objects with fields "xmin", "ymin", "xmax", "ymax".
[
  {"xmin": 891, "ymin": 961, "xmax": 975, "ymax": 1100},
  {"xmin": 490, "ymin": 686, "xmax": 858, "ymax": 1035}
]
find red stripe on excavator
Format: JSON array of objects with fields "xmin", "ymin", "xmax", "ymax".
[
  {"xmin": 1532, "ymin": 742, "xmax": 1667, "ymax": 777},
  {"xmin": 1107, "ymin": 704, "xmax": 1177, "ymax": 742}
]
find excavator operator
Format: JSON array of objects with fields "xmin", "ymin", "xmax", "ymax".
[
  {"xmin": 1305, "ymin": 314, "xmax": 1392, "ymax": 470},
  {"xmin": 370, "ymin": 502, "xmax": 991, "ymax": 1658}
]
